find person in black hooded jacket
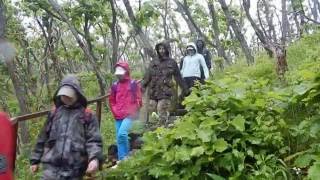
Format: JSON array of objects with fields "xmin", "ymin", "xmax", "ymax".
[{"xmin": 196, "ymin": 39, "xmax": 212, "ymax": 83}]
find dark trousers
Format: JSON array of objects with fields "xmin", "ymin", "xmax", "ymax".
[{"xmin": 184, "ymin": 77, "xmax": 201, "ymax": 89}]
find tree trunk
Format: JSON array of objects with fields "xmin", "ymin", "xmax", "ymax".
[
  {"xmin": 61, "ymin": 38, "xmax": 74, "ymax": 73},
  {"xmin": 219, "ymin": 0, "xmax": 254, "ymax": 65},
  {"xmin": 309, "ymin": 0, "xmax": 318, "ymax": 20},
  {"xmin": 6, "ymin": 58, "xmax": 31, "ymax": 144},
  {"xmin": 0, "ymin": 0, "xmax": 30, "ymax": 144},
  {"xmin": 262, "ymin": 0, "xmax": 277, "ymax": 43},
  {"xmin": 107, "ymin": 0, "xmax": 119, "ymax": 71},
  {"xmin": 281, "ymin": 0, "xmax": 289, "ymax": 46},
  {"xmin": 0, "ymin": 0, "xmax": 4, "ymax": 37},
  {"xmin": 122, "ymin": 0, "xmax": 154, "ymax": 58},
  {"xmin": 163, "ymin": 0, "xmax": 170, "ymax": 40},
  {"xmin": 208, "ymin": 0, "xmax": 230, "ymax": 65},
  {"xmin": 48, "ymin": 0, "xmax": 106, "ymax": 95},
  {"xmin": 316, "ymin": 0, "xmax": 320, "ymax": 16},
  {"xmin": 174, "ymin": 0, "xmax": 216, "ymax": 48},
  {"xmin": 172, "ymin": 16, "xmax": 185, "ymax": 56}
]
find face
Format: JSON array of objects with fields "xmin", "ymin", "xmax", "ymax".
[
  {"xmin": 196, "ymin": 41, "xmax": 204, "ymax": 48},
  {"xmin": 187, "ymin": 48, "xmax": 196, "ymax": 56},
  {"xmin": 61, "ymin": 95, "xmax": 77, "ymax": 106},
  {"xmin": 158, "ymin": 45, "xmax": 166, "ymax": 57},
  {"xmin": 116, "ymin": 74, "xmax": 125, "ymax": 80}
]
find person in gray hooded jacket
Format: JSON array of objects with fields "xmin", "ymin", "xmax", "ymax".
[
  {"xmin": 30, "ymin": 74, "xmax": 103, "ymax": 180},
  {"xmin": 180, "ymin": 43, "xmax": 209, "ymax": 89}
]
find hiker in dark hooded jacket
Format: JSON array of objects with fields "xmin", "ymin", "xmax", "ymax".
[
  {"xmin": 181, "ymin": 42, "xmax": 209, "ymax": 89},
  {"xmin": 142, "ymin": 41, "xmax": 188, "ymax": 126},
  {"xmin": 108, "ymin": 61, "xmax": 142, "ymax": 161},
  {"xmin": 196, "ymin": 39, "xmax": 212, "ymax": 83},
  {"xmin": 30, "ymin": 74, "xmax": 103, "ymax": 180}
]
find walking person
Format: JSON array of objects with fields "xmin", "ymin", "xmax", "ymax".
[
  {"xmin": 196, "ymin": 39, "xmax": 212, "ymax": 83},
  {"xmin": 30, "ymin": 74, "xmax": 103, "ymax": 180},
  {"xmin": 108, "ymin": 62, "xmax": 142, "ymax": 161},
  {"xmin": 180, "ymin": 43, "xmax": 210, "ymax": 89},
  {"xmin": 142, "ymin": 41, "xmax": 188, "ymax": 127}
]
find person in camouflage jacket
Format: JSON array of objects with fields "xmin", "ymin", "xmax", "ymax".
[
  {"xmin": 142, "ymin": 42, "xmax": 188, "ymax": 126},
  {"xmin": 30, "ymin": 75, "xmax": 103, "ymax": 180}
]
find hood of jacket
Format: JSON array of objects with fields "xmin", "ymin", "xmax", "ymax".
[
  {"xmin": 186, "ymin": 42, "xmax": 197, "ymax": 53},
  {"xmin": 115, "ymin": 61, "xmax": 131, "ymax": 81},
  {"xmin": 53, "ymin": 74, "xmax": 88, "ymax": 108},
  {"xmin": 155, "ymin": 42, "xmax": 170, "ymax": 61},
  {"xmin": 196, "ymin": 39, "xmax": 206, "ymax": 52}
]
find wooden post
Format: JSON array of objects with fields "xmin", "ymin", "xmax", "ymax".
[
  {"xmin": 12, "ymin": 122, "xmax": 18, "ymax": 171},
  {"xmin": 96, "ymin": 101, "xmax": 102, "ymax": 126}
]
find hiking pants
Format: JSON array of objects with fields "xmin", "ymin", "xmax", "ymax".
[
  {"xmin": 149, "ymin": 99, "xmax": 171, "ymax": 126},
  {"xmin": 41, "ymin": 164, "xmax": 83, "ymax": 180},
  {"xmin": 184, "ymin": 77, "xmax": 201, "ymax": 89},
  {"xmin": 115, "ymin": 118, "xmax": 133, "ymax": 160}
]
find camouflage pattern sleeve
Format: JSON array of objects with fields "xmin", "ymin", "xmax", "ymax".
[
  {"xmin": 85, "ymin": 115, "xmax": 103, "ymax": 162},
  {"xmin": 30, "ymin": 114, "xmax": 51, "ymax": 165}
]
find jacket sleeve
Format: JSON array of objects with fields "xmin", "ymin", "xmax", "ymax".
[
  {"xmin": 85, "ymin": 115, "xmax": 103, "ymax": 162},
  {"xmin": 142, "ymin": 64, "xmax": 152, "ymax": 90},
  {"xmin": 30, "ymin": 114, "xmax": 50, "ymax": 165},
  {"xmin": 205, "ymin": 50, "xmax": 212, "ymax": 70},
  {"xmin": 136, "ymin": 82, "xmax": 143, "ymax": 107},
  {"xmin": 179, "ymin": 58, "xmax": 184, "ymax": 70},
  {"xmin": 199, "ymin": 55, "xmax": 210, "ymax": 79},
  {"xmin": 173, "ymin": 61, "xmax": 188, "ymax": 93},
  {"xmin": 108, "ymin": 88, "xmax": 117, "ymax": 117}
]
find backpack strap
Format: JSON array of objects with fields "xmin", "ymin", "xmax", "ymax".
[
  {"xmin": 81, "ymin": 108, "xmax": 93, "ymax": 124},
  {"xmin": 45, "ymin": 106, "xmax": 59, "ymax": 134},
  {"xmin": 111, "ymin": 80, "xmax": 138, "ymax": 103},
  {"xmin": 130, "ymin": 80, "xmax": 138, "ymax": 103}
]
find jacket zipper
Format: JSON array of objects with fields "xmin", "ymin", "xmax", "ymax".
[{"xmin": 60, "ymin": 108, "xmax": 71, "ymax": 164}]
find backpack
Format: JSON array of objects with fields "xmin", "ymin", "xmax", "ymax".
[{"xmin": 111, "ymin": 80, "xmax": 139, "ymax": 103}]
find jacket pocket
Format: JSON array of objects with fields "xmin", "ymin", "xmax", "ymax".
[{"xmin": 70, "ymin": 143, "xmax": 87, "ymax": 167}]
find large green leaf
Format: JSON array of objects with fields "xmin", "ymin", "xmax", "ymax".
[
  {"xmin": 231, "ymin": 115, "xmax": 245, "ymax": 132},
  {"xmin": 214, "ymin": 139, "xmax": 228, "ymax": 152},
  {"xmin": 294, "ymin": 154, "xmax": 315, "ymax": 168},
  {"xmin": 191, "ymin": 146, "xmax": 205, "ymax": 157},
  {"xmin": 308, "ymin": 162, "xmax": 320, "ymax": 180},
  {"xmin": 197, "ymin": 128, "xmax": 213, "ymax": 142}
]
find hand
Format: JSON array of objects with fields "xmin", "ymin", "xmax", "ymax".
[
  {"xmin": 182, "ymin": 89, "xmax": 191, "ymax": 97},
  {"xmin": 86, "ymin": 159, "xmax": 99, "ymax": 174},
  {"xmin": 141, "ymin": 86, "xmax": 146, "ymax": 94},
  {"xmin": 30, "ymin": 164, "xmax": 39, "ymax": 174}
]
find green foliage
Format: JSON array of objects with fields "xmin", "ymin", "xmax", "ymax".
[
  {"xmin": 136, "ymin": 1, "xmax": 160, "ymax": 27},
  {"xmin": 103, "ymin": 33, "xmax": 320, "ymax": 179}
]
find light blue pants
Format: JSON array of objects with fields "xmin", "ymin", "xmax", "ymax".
[{"xmin": 115, "ymin": 117, "xmax": 133, "ymax": 160}]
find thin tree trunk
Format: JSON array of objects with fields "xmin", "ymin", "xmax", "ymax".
[
  {"xmin": 281, "ymin": 0, "xmax": 289, "ymax": 46},
  {"xmin": 1, "ymin": 0, "xmax": 30, "ymax": 144},
  {"xmin": 162, "ymin": 0, "xmax": 170, "ymax": 40},
  {"xmin": 122, "ymin": 0, "xmax": 154, "ymax": 57},
  {"xmin": 0, "ymin": 0, "xmax": 4, "ymax": 37},
  {"xmin": 48, "ymin": 0, "xmax": 106, "ymax": 95},
  {"xmin": 172, "ymin": 16, "xmax": 185, "ymax": 56},
  {"xmin": 309, "ymin": 0, "xmax": 318, "ymax": 20},
  {"xmin": 174, "ymin": 6, "xmax": 197, "ymax": 35},
  {"xmin": 174, "ymin": 0, "xmax": 216, "ymax": 48},
  {"xmin": 208, "ymin": 0, "xmax": 230, "ymax": 65},
  {"xmin": 219, "ymin": 0, "xmax": 254, "ymax": 65},
  {"xmin": 262, "ymin": 0, "xmax": 277, "ymax": 43},
  {"xmin": 60, "ymin": 38, "xmax": 74, "ymax": 73},
  {"xmin": 107, "ymin": 0, "xmax": 119, "ymax": 71}
]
